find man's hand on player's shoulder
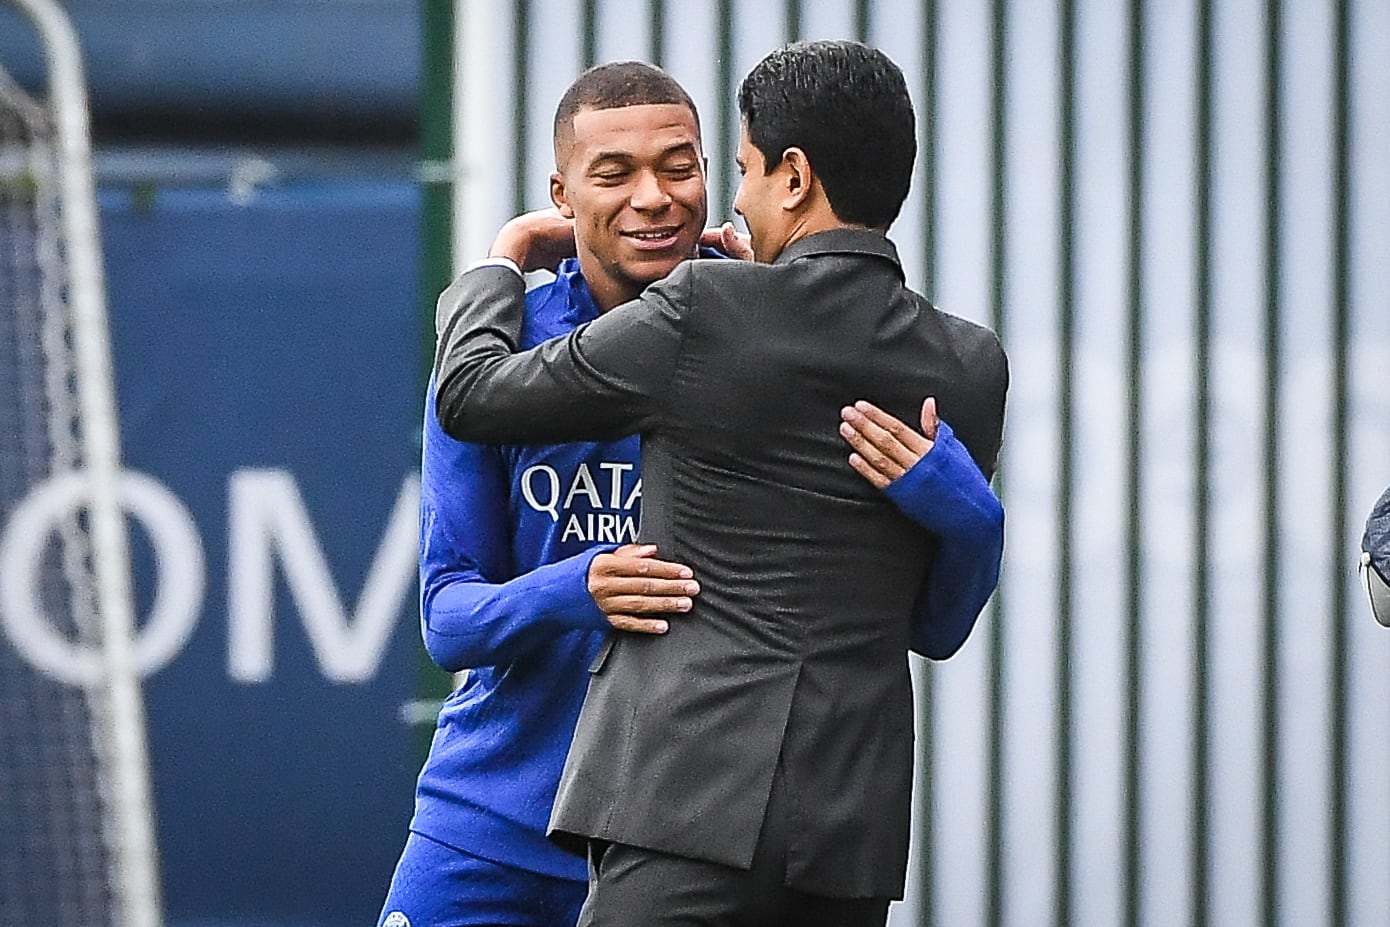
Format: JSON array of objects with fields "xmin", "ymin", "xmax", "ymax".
[{"xmin": 588, "ymin": 544, "xmax": 700, "ymax": 634}]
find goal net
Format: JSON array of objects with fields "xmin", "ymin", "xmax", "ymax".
[{"xmin": 0, "ymin": 2, "xmax": 160, "ymax": 924}]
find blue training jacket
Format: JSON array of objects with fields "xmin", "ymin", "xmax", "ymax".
[
  {"xmin": 407, "ymin": 256, "xmax": 1004, "ymax": 882},
  {"xmin": 410, "ymin": 259, "xmax": 628, "ymax": 880}
]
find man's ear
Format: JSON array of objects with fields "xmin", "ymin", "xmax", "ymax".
[
  {"xmin": 781, "ymin": 147, "xmax": 814, "ymax": 211},
  {"xmin": 550, "ymin": 173, "xmax": 576, "ymax": 219}
]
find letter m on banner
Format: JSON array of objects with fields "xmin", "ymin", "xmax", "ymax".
[{"xmin": 228, "ymin": 469, "xmax": 419, "ymax": 683}]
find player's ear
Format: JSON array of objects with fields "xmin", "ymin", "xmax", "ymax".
[
  {"xmin": 781, "ymin": 147, "xmax": 813, "ymax": 211},
  {"xmin": 550, "ymin": 173, "xmax": 575, "ymax": 219}
]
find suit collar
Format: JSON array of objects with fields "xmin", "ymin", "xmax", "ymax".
[{"xmin": 772, "ymin": 228, "xmax": 903, "ymax": 277}]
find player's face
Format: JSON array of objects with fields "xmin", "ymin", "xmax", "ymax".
[
  {"xmin": 552, "ymin": 103, "xmax": 707, "ymax": 310},
  {"xmin": 732, "ymin": 122, "xmax": 783, "ymax": 264}
]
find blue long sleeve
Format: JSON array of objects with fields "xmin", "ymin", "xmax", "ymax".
[
  {"xmin": 419, "ymin": 385, "xmax": 610, "ymax": 672},
  {"xmin": 882, "ymin": 419, "xmax": 1005, "ymax": 660},
  {"xmin": 409, "ymin": 264, "xmax": 639, "ymax": 881}
]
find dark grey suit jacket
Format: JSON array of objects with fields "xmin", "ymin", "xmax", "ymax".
[{"xmin": 433, "ymin": 229, "xmax": 1008, "ymax": 898}]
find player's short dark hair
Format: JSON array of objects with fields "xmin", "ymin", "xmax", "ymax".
[
  {"xmin": 737, "ymin": 41, "xmax": 916, "ymax": 229},
  {"xmin": 553, "ymin": 61, "xmax": 701, "ymax": 157}
]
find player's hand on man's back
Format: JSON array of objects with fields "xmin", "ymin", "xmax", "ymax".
[
  {"xmin": 839, "ymin": 398, "xmax": 940, "ymax": 490},
  {"xmin": 588, "ymin": 544, "xmax": 700, "ymax": 634},
  {"xmin": 490, "ymin": 207, "xmax": 579, "ymax": 272}
]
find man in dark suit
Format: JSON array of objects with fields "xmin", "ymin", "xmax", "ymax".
[{"xmin": 434, "ymin": 40, "xmax": 1008, "ymax": 927}]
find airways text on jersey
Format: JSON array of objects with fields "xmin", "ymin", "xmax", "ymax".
[{"xmin": 516, "ymin": 459, "xmax": 641, "ymax": 544}]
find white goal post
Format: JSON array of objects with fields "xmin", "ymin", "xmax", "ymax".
[{"xmin": 0, "ymin": 1, "xmax": 161, "ymax": 925}]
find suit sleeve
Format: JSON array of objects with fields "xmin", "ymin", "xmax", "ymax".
[
  {"xmin": 944, "ymin": 329, "xmax": 1010, "ymax": 481},
  {"xmin": 419, "ymin": 383, "xmax": 611, "ymax": 672},
  {"xmin": 432, "ymin": 264, "xmax": 688, "ymax": 444},
  {"xmin": 882, "ymin": 420, "xmax": 1005, "ymax": 660}
]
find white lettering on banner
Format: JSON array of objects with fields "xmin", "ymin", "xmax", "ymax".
[
  {"xmin": 0, "ymin": 468, "xmax": 420, "ymax": 685},
  {"xmin": 0, "ymin": 470, "xmax": 205, "ymax": 686},
  {"xmin": 228, "ymin": 470, "xmax": 420, "ymax": 684}
]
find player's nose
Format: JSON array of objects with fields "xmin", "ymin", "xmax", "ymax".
[{"xmin": 629, "ymin": 170, "xmax": 671, "ymax": 211}]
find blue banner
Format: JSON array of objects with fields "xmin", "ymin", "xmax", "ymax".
[{"xmin": 99, "ymin": 180, "xmax": 425, "ymax": 927}]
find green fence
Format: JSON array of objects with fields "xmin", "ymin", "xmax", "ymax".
[{"xmin": 422, "ymin": 2, "xmax": 1390, "ymax": 924}]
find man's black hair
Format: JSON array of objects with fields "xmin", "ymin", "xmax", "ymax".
[
  {"xmin": 737, "ymin": 40, "xmax": 916, "ymax": 229},
  {"xmin": 553, "ymin": 61, "xmax": 700, "ymax": 156}
]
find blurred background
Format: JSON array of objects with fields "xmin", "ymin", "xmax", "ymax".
[{"xmin": 0, "ymin": 1, "xmax": 1388, "ymax": 927}]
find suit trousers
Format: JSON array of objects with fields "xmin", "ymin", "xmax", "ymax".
[{"xmin": 575, "ymin": 758, "xmax": 892, "ymax": 927}]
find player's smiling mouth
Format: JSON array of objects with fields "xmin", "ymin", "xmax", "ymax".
[{"xmin": 622, "ymin": 227, "xmax": 684, "ymax": 248}]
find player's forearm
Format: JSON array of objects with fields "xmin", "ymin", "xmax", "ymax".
[
  {"xmin": 421, "ymin": 549, "xmax": 612, "ymax": 671},
  {"xmin": 882, "ymin": 420, "xmax": 1003, "ymax": 539},
  {"xmin": 884, "ymin": 420, "xmax": 1005, "ymax": 659},
  {"xmin": 906, "ymin": 521, "xmax": 1003, "ymax": 659}
]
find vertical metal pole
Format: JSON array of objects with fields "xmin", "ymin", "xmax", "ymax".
[
  {"xmin": 421, "ymin": 0, "xmax": 454, "ymax": 360},
  {"xmin": 581, "ymin": 0, "xmax": 598, "ymax": 70},
  {"xmin": 984, "ymin": 0, "xmax": 1009, "ymax": 924},
  {"xmin": 854, "ymin": 0, "xmax": 872, "ymax": 42},
  {"xmin": 715, "ymin": 0, "xmax": 735, "ymax": 224},
  {"xmin": 784, "ymin": 0, "xmax": 801, "ymax": 43},
  {"xmin": 648, "ymin": 0, "xmax": 666, "ymax": 66},
  {"xmin": 1190, "ymin": 1, "xmax": 1214, "ymax": 924},
  {"xmin": 915, "ymin": 4, "xmax": 940, "ymax": 924},
  {"xmin": 1122, "ymin": 1, "xmax": 1147, "ymax": 925},
  {"xmin": 1053, "ymin": 0, "xmax": 1078, "ymax": 924},
  {"xmin": 415, "ymin": 0, "xmax": 456, "ymax": 762},
  {"xmin": 453, "ymin": 0, "xmax": 501, "ymax": 275},
  {"xmin": 11, "ymin": 2, "xmax": 162, "ymax": 925},
  {"xmin": 1258, "ymin": 3, "xmax": 1284, "ymax": 926},
  {"xmin": 1327, "ymin": 1, "xmax": 1352, "ymax": 924},
  {"xmin": 511, "ymin": 0, "xmax": 531, "ymax": 217},
  {"xmin": 919, "ymin": 0, "xmax": 938, "ymax": 289}
]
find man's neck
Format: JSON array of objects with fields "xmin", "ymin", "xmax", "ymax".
[{"xmin": 769, "ymin": 203, "xmax": 873, "ymax": 262}]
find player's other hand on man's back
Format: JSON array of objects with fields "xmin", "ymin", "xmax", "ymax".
[
  {"xmin": 839, "ymin": 397, "xmax": 940, "ymax": 490},
  {"xmin": 700, "ymin": 221, "xmax": 754, "ymax": 261},
  {"xmin": 490, "ymin": 207, "xmax": 579, "ymax": 272},
  {"xmin": 588, "ymin": 544, "xmax": 700, "ymax": 634}
]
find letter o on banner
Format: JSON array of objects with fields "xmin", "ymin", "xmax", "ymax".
[{"xmin": 0, "ymin": 470, "xmax": 205, "ymax": 686}]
